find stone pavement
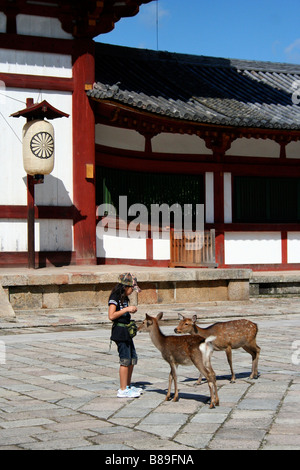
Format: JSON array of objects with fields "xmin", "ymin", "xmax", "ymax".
[{"xmin": 0, "ymin": 297, "xmax": 299, "ymax": 450}]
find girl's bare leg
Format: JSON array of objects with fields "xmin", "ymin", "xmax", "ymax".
[{"xmin": 119, "ymin": 365, "xmax": 134, "ymax": 389}]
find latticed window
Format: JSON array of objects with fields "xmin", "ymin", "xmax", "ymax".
[
  {"xmin": 233, "ymin": 176, "xmax": 300, "ymax": 223},
  {"xmin": 96, "ymin": 166, "xmax": 204, "ymax": 227}
]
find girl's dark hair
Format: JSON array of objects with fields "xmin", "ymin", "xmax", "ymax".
[{"xmin": 110, "ymin": 283, "xmax": 129, "ymax": 306}]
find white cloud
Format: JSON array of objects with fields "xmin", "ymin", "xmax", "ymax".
[
  {"xmin": 138, "ymin": 2, "xmax": 170, "ymax": 28},
  {"xmin": 284, "ymin": 38, "xmax": 300, "ymax": 63}
]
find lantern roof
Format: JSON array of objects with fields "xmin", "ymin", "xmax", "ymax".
[{"xmin": 11, "ymin": 100, "xmax": 69, "ymax": 120}]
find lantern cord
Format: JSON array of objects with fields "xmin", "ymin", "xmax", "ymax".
[
  {"xmin": 156, "ymin": 0, "xmax": 159, "ymax": 51},
  {"xmin": 0, "ymin": 91, "xmax": 26, "ymax": 104},
  {"xmin": 0, "ymin": 110, "xmax": 22, "ymax": 143}
]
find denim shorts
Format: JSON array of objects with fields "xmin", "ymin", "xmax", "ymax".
[{"xmin": 116, "ymin": 340, "xmax": 138, "ymax": 366}]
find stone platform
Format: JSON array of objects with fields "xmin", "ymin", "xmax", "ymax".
[
  {"xmin": 0, "ymin": 265, "xmax": 251, "ymax": 316},
  {"xmin": 2, "ymin": 265, "xmax": 300, "ymax": 319},
  {"xmin": 250, "ymin": 271, "xmax": 300, "ymax": 297}
]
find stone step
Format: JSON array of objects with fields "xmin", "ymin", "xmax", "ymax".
[{"xmin": 0, "ymin": 285, "xmax": 16, "ymax": 318}]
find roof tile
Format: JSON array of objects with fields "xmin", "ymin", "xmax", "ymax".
[{"xmin": 88, "ymin": 43, "xmax": 300, "ymax": 129}]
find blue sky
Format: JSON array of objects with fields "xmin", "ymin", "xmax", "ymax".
[{"xmin": 96, "ymin": 0, "xmax": 300, "ymax": 64}]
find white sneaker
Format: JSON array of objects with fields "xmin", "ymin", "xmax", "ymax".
[
  {"xmin": 117, "ymin": 388, "xmax": 140, "ymax": 398},
  {"xmin": 127, "ymin": 385, "xmax": 144, "ymax": 395}
]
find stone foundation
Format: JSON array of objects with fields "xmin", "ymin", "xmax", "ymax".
[
  {"xmin": 250, "ymin": 272, "xmax": 300, "ymax": 297},
  {"xmin": 1, "ymin": 268, "xmax": 251, "ymax": 312}
]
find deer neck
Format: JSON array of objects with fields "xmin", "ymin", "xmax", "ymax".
[
  {"xmin": 195, "ymin": 325, "xmax": 210, "ymax": 337},
  {"xmin": 149, "ymin": 325, "xmax": 166, "ymax": 353}
]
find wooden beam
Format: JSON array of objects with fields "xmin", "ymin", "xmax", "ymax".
[{"xmin": 0, "ymin": 73, "xmax": 74, "ymax": 92}]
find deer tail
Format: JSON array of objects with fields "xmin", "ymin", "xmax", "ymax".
[{"xmin": 200, "ymin": 335, "xmax": 216, "ymax": 368}]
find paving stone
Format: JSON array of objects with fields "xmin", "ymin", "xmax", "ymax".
[
  {"xmin": 174, "ymin": 432, "xmax": 213, "ymax": 449},
  {"xmin": 209, "ymin": 438, "xmax": 262, "ymax": 450},
  {"xmin": 262, "ymin": 434, "xmax": 300, "ymax": 449},
  {"xmin": 237, "ymin": 398, "xmax": 280, "ymax": 410},
  {"xmin": 21, "ymin": 438, "xmax": 94, "ymax": 450},
  {"xmin": 0, "ymin": 418, "xmax": 55, "ymax": 429},
  {"xmin": 0, "ymin": 298, "xmax": 299, "ymax": 450},
  {"xmin": 191, "ymin": 412, "xmax": 229, "ymax": 424}
]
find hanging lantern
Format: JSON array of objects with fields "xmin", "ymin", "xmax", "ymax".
[{"xmin": 22, "ymin": 119, "xmax": 55, "ymax": 176}]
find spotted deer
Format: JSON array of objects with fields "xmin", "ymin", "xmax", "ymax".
[
  {"xmin": 174, "ymin": 314, "xmax": 260, "ymax": 383},
  {"xmin": 138, "ymin": 312, "xmax": 219, "ymax": 408}
]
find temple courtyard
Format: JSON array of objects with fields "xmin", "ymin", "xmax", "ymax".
[{"xmin": 0, "ymin": 295, "xmax": 299, "ymax": 450}]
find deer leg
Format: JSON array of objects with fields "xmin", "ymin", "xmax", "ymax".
[
  {"xmin": 253, "ymin": 344, "xmax": 261, "ymax": 378},
  {"xmin": 166, "ymin": 364, "xmax": 178, "ymax": 401},
  {"xmin": 196, "ymin": 373, "xmax": 203, "ymax": 385},
  {"xmin": 206, "ymin": 369, "xmax": 219, "ymax": 408},
  {"xmin": 225, "ymin": 346, "xmax": 235, "ymax": 383},
  {"xmin": 210, "ymin": 365, "xmax": 219, "ymax": 406},
  {"xmin": 171, "ymin": 364, "xmax": 179, "ymax": 402},
  {"xmin": 166, "ymin": 370, "xmax": 173, "ymax": 401},
  {"xmin": 243, "ymin": 344, "xmax": 261, "ymax": 379},
  {"xmin": 192, "ymin": 353, "xmax": 218, "ymax": 408}
]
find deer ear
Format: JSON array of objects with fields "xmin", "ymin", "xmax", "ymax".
[
  {"xmin": 144, "ymin": 314, "xmax": 152, "ymax": 327},
  {"xmin": 192, "ymin": 315, "xmax": 197, "ymax": 323},
  {"xmin": 178, "ymin": 313, "xmax": 184, "ymax": 320},
  {"xmin": 157, "ymin": 312, "xmax": 163, "ymax": 321}
]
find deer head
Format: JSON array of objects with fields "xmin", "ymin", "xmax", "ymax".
[{"xmin": 138, "ymin": 312, "xmax": 163, "ymax": 332}]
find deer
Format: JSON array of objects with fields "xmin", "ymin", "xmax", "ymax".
[
  {"xmin": 174, "ymin": 314, "xmax": 260, "ymax": 384},
  {"xmin": 138, "ymin": 312, "xmax": 219, "ymax": 408}
]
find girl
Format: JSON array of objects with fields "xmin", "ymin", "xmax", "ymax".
[{"xmin": 108, "ymin": 273, "xmax": 142, "ymax": 398}]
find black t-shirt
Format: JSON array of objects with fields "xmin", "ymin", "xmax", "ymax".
[
  {"xmin": 109, "ymin": 291, "xmax": 131, "ymax": 342},
  {"xmin": 108, "ymin": 291, "xmax": 131, "ymax": 323}
]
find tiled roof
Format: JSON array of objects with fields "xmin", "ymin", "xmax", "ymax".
[{"xmin": 88, "ymin": 42, "xmax": 300, "ymax": 130}]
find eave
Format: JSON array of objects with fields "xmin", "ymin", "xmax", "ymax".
[{"xmin": 92, "ymin": 98, "xmax": 300, "ymax": 155}]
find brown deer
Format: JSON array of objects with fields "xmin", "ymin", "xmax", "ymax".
[
  {"xmin": 174, "ymin": 314, "xmax": 260, "ymax": 383},
  {"xmin": 138, "ymin": 312, "xmax": 219, "ymax": 408}
]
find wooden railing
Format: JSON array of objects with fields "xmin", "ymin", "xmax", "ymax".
[{"xmin": 170, "ymin": 229, "xmax": 217, "ymax": 267}]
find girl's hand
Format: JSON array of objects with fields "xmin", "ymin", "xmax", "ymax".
[{"xmin": 127, "ymin": 306, "xmax": 137, "ymax": 313}]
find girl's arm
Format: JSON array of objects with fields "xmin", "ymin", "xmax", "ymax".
[{"xmin": 108, "ymin": 303, "xmax": 137, "ymax": 322}]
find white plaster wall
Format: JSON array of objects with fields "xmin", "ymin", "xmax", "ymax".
[
  {"xmin": 288, "ymin": 233, "xmax": 300, "ymax": 263},
  {"xmin": 225, "ymin": 232, "xmax": 282, "ymax": 264},
  {"xmin": 0, "ymin": 219, "xmax": 73, "ymax": 252},
  {"xmin": 0, "ymin": 88, "xmax": 29, "ymax": 206},
  {"xmin": 153, "ymin": 233, "xmax": 170, "ymax": 260},
  {"xmin": 286, "ymin": 141, "xmax": 300, "ymax": 159},
  {"xmin": 226, "ymin": 138, "xmax": 280, "ymax": 158},
  {"xmin": 0, "ymin": 49, "xmax": 72, "ymax": 78},
  {"xmin": 97, "ymin": 232, "xmax": 170, "ymax": 260},
  {"xmin": 0, "ymin": 220, "xmax": 27, "ymax": 252},
  {"xmin": 97, "ymin": 231, "xmax": 147, "ymax": 259},
  {"xmin": 152, "ymin": 133, "xmax": 212, "ymax": 154},
  {"xmin": 0, "ymin": 88, "xmax": 72, "ymax": 207},
  {"xmin": 38, "ymin": 219, "xmax": 73, "ymax": 251},
  {"xmin": 95, "ymin": 124, "xmax": 145, "ymax": 151},
  {"xmin": 17, "ymin": 15, "xmax": 73, "ymax": 39}
]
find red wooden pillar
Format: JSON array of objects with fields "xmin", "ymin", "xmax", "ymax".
[
  {"xmin": 281, "ymin": 230, "xmax": 288, "ymax": 265},
  {"xmin": 214, "ymin": 170, "xmax": 225, "ymax": 267},
  {"xmin": 72, "ymin": 41, "xmax": 96, "ymax": 265}
]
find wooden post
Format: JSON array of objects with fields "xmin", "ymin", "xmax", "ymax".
[
  {"xmin": 26, "ymin": 98, "xmax": 35, "ymax": 269},
  {"xmin": 27, "ymin": 174, "xmax": 35, "ymax": 269}
]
